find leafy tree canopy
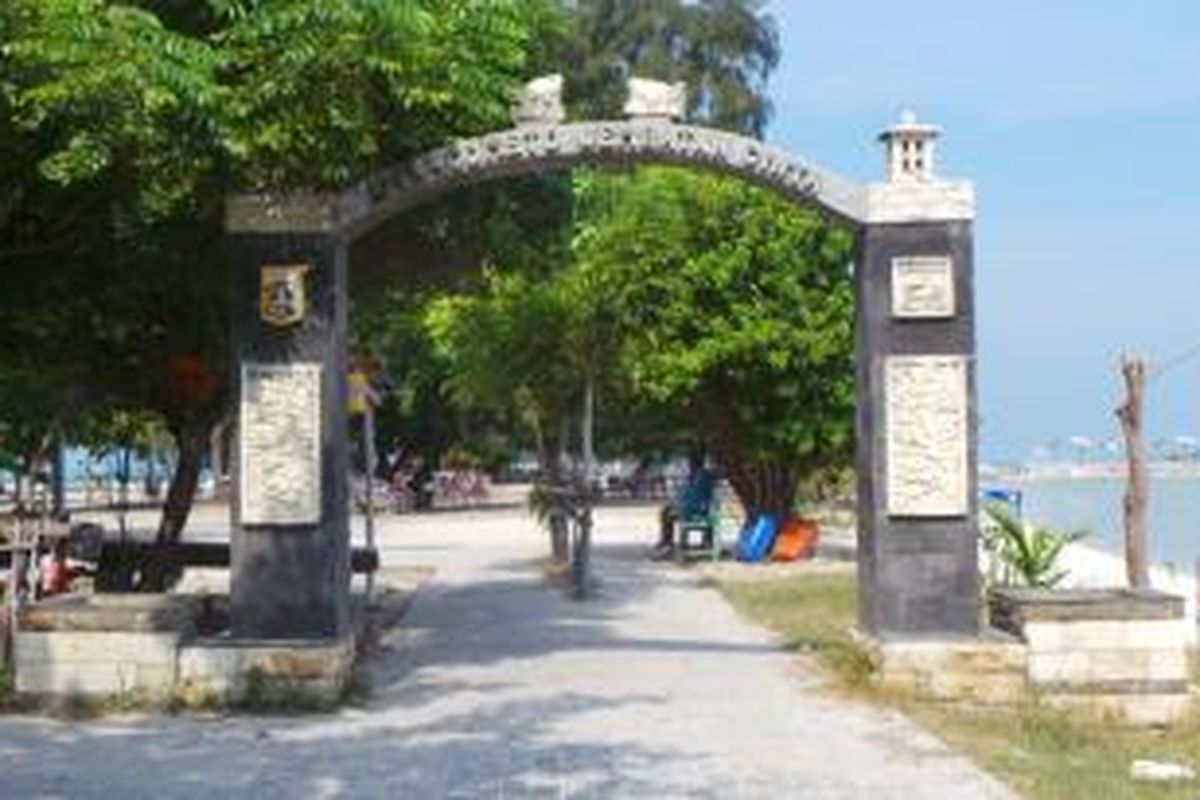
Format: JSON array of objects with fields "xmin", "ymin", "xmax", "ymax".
[
  {"xmin": 562, "ymin": 0, "xmax": 780, "ymax": 136},
  {"xmin": 573, "ymin": 167, "xmax": 855, "ymax": 516},
  {"xmin": 0, "ymin": 0, "xmax": 564, "ymax": 569},
  {"xmin": 4, "ymin": 0, "xmax": 563, "ymax": 203},
  {"xmin": 403, "ymin": 166, "xmax": 854, "ymax": 518}
]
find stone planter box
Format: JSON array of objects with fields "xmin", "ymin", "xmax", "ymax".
[
  {"xmin": 14, "ymin": 593, "xmax": 355, "ymax": 704},
  {"xmin": 15, "ymin": 594, "xmax": 196, "ymax": 698},
  {"xmin": 989, "ymin": 587, "xmax": 1191, "ymax": 725}
]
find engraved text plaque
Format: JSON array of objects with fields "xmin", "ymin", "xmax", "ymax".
[
  {"xmin": 885, "ymin": 356, "xmax": 969, "ymax": 517},
  {"xmin": 240, "ymin": 363, "xmax": 322, "ymax": 525},
  {"xmin": 891, "ymin": 256, "xmax": 955, "ymax": 318}
]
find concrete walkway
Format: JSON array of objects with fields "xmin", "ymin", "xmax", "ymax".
[{"xmin": 0, "ymin": 505, "xmax": 1017, "ymax": 799}]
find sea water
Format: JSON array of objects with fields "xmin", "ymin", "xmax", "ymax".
[{"xmin": 1007, "ymin": 476, "xmax": 1200, "ymax": 572}]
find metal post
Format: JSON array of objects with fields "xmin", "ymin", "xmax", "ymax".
[
  {"xmin": 572, "ymin": 504, "xmax": 592, "ymax": 600},
  {"xmin": 51, "ymin": 437, "xmax": 66, "ymax": 519},
  {"xmin": 363, "ymin": 406, "xmax": 377, "ymax": 601},
  {"xmin": 2, "ymin": 549, "xmax": 16, "ymax": 670}
]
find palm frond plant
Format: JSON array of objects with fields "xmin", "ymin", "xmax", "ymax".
[
  {"xmin": 529, "ymin": 476, "xmax": 597, "ymax": 565},
  {"xmin": 982, "ymin": 503, "xmax": 1087, "ymax": 589}
]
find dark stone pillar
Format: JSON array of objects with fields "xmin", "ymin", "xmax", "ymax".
[
  {"xmin": 855, "ymin": 219, "xmax": 979, "ymax": 637},
  {"xmin": 227, "ymin": 211, "xmax": 351, "ymax": 640}
]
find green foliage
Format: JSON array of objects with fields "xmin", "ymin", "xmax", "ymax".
[
  {"xmin": 233, "ymin": 667, "xmax": 340, "ymax": 714},
  {"xmin": 352, "ymin": 287, "xmax": 457, "ymax": 464},
  {"xmin": 1, "ymin": 0, "xmax": 561, "ymax": 544},
  {"xmin": 575, "ymin": 168, "xmax": 855, "ymax": 516},
  {"xmin": 412, "ymin": 167, "xmax": 854, "ymax": 518},
  {"xmin": 562, "ymin": 0, "xmax": 780, "ymax": 136},
  {"xmin": 0, "ymin": 663, "xmax": 13, "ymax": 708},
  {"xmin": 218, "ymin": 0, "xmax": 556, "ymax": 189},
  {"xmin": 5, "ymin": 0, "xmax": 225, "ymax": 216},
  {"xmin": 5, "ymin": 0, "xmax": 563, "ymax": 200},
  {"xmin": 426, "ymin": 269, "xmax": 579, "ymax": 452},
  {"xmin": 983, "ymin": 504, "xmax": 1087, "ymax": 589}
]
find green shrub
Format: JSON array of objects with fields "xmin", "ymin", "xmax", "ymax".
[
  {"xmin": 983, "ymin": 504, "xmax": 1086, "ymax": 589},
  {"xmin": 0, "ymin": 664, "xmax": 13, "ymax": 708}
]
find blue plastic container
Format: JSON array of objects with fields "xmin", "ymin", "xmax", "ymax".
[{"xmin": 737, "ymin": 514, "xmax": 779, "ymax": 563}]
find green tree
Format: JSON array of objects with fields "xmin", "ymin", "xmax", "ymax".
[
  {"xmin": 219, "ymin": 0, "xmax": 559, "ymax": 190},
  {"xmin": 1, "ymin": 0, "xmax": 562, "ymax": 585},
  {"xmin": 562, "ymin": 0, "xmax": 780, "ymax": 136},
  {"xmin": 574, "ymin": 168, "xmax": 856, "ymax": 519},
  {"xmin": 346, "ymin": 0, "xmax": 782, "ymax": 485},
  {"xmin": 425, "ymin": 270, "xmax": 578, "ymax": 476}
]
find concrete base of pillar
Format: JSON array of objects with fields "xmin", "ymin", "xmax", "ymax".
[
  {"xmin": 852, "ymin": 587, "xmax": 1197, "ymax": 726},
  {"xmin": 177, "ymin": 634, "xmax": 356, "ymax": 704},
  {"xmin": 13, "ymin": 593, "xmax": 357, "ymax": 707},
  {"xmin": 851, "ymin": 627, "xmax": 1028, "ymax": 706}
]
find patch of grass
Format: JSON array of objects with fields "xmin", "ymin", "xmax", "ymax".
[
  {"xmin": 51, "ymin": 688, "xmax": 176, "ymax": 719},
  {"xmin": 61, "ymin": 692, "xmax": 107, "ymax": 720},
  {"xmin": 168, "ymin": 682, "xmax": 227, "ymax": 714},
  {"xmin": 717, "ymin": 569, "xmax": 1200, "ymax": 799},
  {"xmin": 230, "ymin": 667, "xmax": 341, "ymax": 715},
  {"xmin": 0, "ymin": 664, "xmax": 13, "ymax": 709},
  {"xmin": 909, "ymin": 702, "xmax": 1200, "ymax": 800},
  {"xmin": 167, "ymin": 668, "xmax": 370, "ymax": 716},
  {"xmin": 338, "ymin": 670, "xmax": 371, "ymax": 708},
  {"xmin": 718, "ymin": 573, "xmax": 873, "ymax": 691}
]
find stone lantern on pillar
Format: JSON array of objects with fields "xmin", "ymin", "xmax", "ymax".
[{"xmin": 878, "ymin": 110, "xmax": 940, "ymax": 184}]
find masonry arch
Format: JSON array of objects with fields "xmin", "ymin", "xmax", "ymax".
[{"xmin": 225, "ymin": 107, "xmax": 978, "ymax": 645}]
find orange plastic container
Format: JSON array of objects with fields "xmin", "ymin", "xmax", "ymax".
[{"xmin": 771, "ymin": 517, "xmax": 819, "ymax": 561}]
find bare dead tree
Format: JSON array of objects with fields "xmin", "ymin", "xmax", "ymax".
[{"xmin": 1115, "ymin": 355, "xmax": 1150, "ymax": 589}]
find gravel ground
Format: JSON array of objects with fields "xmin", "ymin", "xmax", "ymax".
[{"xmin": 0, "ymin": 504, "xmax": 1016, "ymax": 799}]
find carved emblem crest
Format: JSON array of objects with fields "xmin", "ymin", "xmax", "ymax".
[
  {"xmin": 259, "ymin": 264, "xmax": 310, "ymax": 327},
  {"xmin": 511, "ymin": 74, "xmax": 565, "ymax": 127},
  {"xmin": 624, "ymin": 78, "xmax": 687, "ymax": 122}
]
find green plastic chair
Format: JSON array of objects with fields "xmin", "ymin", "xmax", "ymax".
[{"xmin": 674, "ymin": 492, "xmax": 724, "ymax": 563}]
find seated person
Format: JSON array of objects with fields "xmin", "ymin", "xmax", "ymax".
[
  {"xmin": 654, "ymin": 453, "xmax": 716, "ymax": 557},
  {"xmin": 39, "ymin": 538, "xmax": 75, "ymax": 598}
]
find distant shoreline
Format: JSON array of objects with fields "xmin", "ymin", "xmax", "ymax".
[{"xmin": 983, "ymin": 461, "xmax": 1200, "ymax": 482}]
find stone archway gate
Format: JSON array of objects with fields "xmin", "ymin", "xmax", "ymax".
[{"xmin": 224, "ymin": 91, "xmax": 977, "ymax": 645}]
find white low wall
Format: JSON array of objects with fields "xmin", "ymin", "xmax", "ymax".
[
  {"xmin": 989, "ymin": 587, "xmax": 1192, "ymax": 726},
  {"xmin": 16, "ymin": 631, "xmax": 178, "ymax": 697},
  {"xmin": 178, "ymin": 637, "xmax": 355, "ymax": 696},
  {"xmin": 1058, "ymin": 543, "xmax": 1197, "ymax": 647},
  {"xmin": 13, "ymin": 594, "xmax": 355, "ymax": 703}
]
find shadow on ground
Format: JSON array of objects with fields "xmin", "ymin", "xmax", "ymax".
[{"xmin": 0, "ymin": 540, "xmax": 753, "ymax": 799}]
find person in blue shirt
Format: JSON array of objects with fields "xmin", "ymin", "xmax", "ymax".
[{"xmin": 653, "ymin": 451, "xmax": 716, "ymax": 558}]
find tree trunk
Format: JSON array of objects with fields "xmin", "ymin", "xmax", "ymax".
[
  {"xmin": 548, "ymin": 513, "xmax": 570, "ymax": 563},
  {"xmin": 581, "ymin": 373, "xmax": 596, "ymax": 486},
  {"xmin": 558, "ymin": 416, "xmax": 571, "ymax": 478},
  {"xmin": 698, "ymin": 394, "xmax": 798, "ymax": 522},
  {"xmin": 51, "ymin": 436, "xmax": 66, "ymax": 519},
  {"xmin": 209, "ymin": 418, "xmax": 232, "ymax": 501},
  {"xmin": 533, "ymin": 412, "xmax": 570, "ymax": 563},
  {"xmin": 137, "ymin": 423, "xmax": 208, "ymax": 591},
  {"xmin": 1116, "ymin": 356, "xmax": 1150, "ymax": 589}
]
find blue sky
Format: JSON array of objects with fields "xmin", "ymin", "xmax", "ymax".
[{"xmin": 764, "ymin": 1, "xmax": 1200, "ymax": 462}]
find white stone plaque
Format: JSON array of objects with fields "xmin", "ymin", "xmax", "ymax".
[
  {"xmin": 891, "ymin": 256, "xmax": 955, "ymax": 318},
  {"xmin": 240, "ymin": 363, "xmax": 322, "ymax": 525},
  {"xmin": 885, "ymin": 355, "xmax": 968, "ymax": 517}
]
